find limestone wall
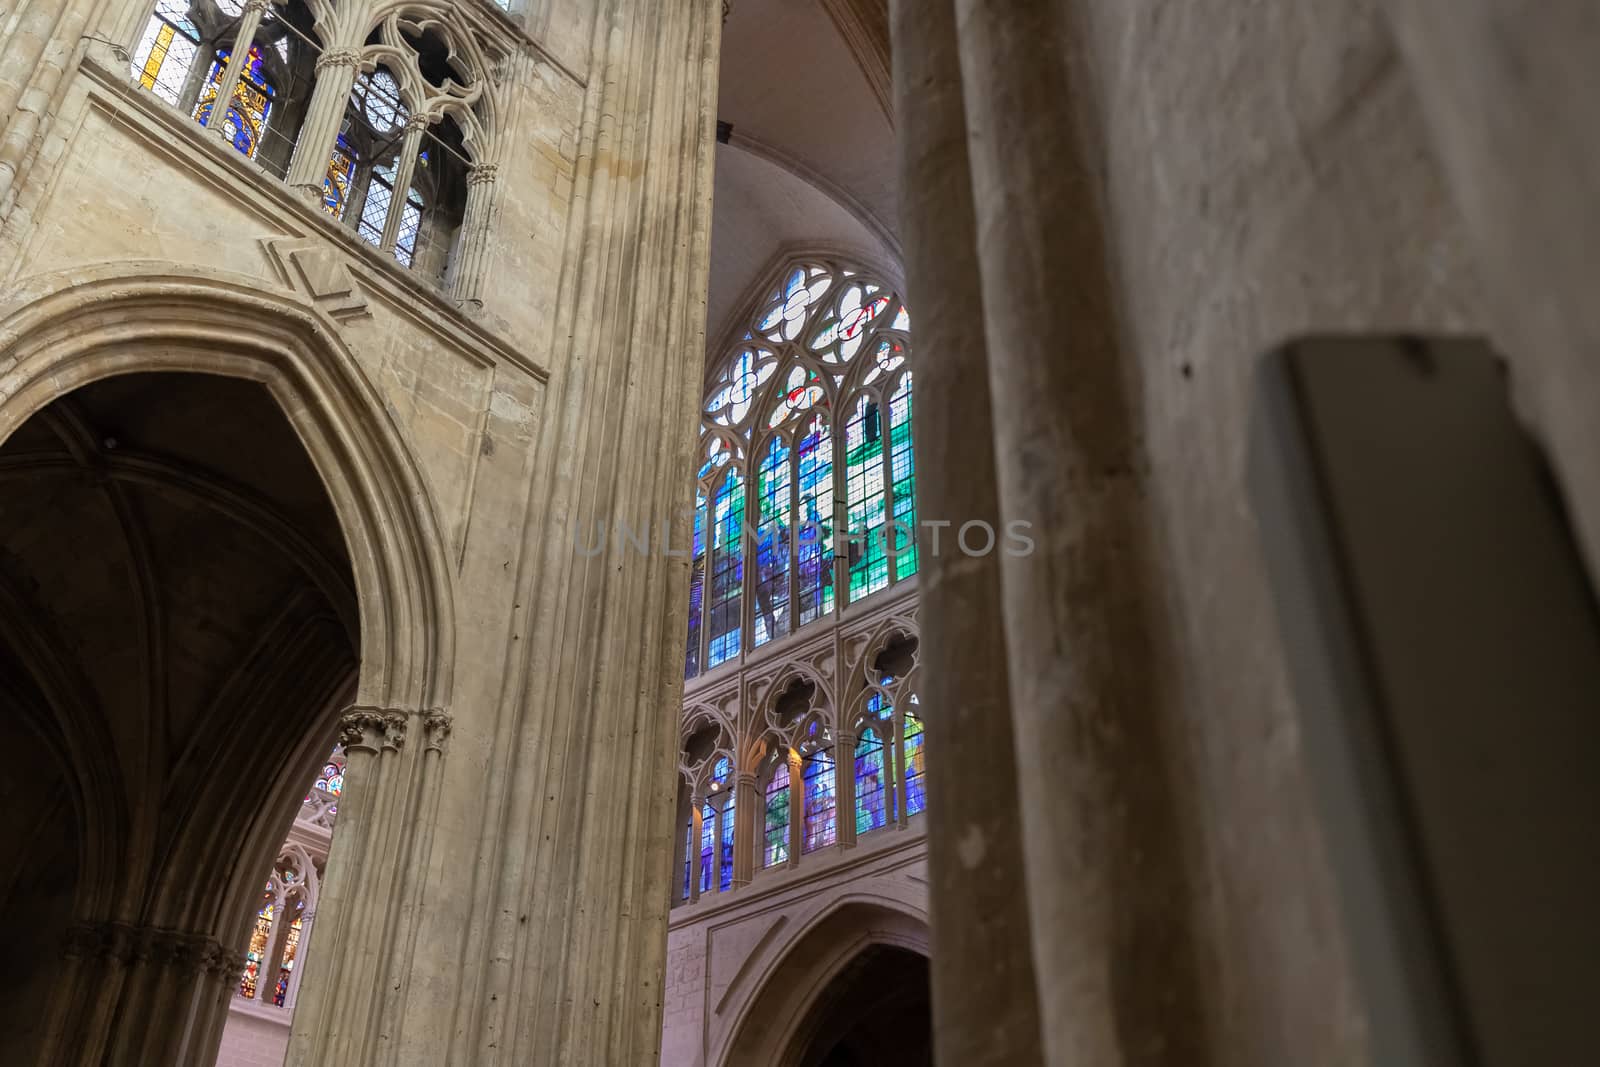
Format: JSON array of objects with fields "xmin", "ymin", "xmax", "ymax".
[{"xmin": 0, "ymin": 0, "xmax": 722, "ymax": 1062}]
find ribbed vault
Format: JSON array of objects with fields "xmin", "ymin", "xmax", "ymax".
[{"xmin": 0, "ymin": 372, "xmax": 358, "ymax": 1065}]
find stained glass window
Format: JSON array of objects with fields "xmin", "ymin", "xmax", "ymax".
[
  {"xmin": 698, "ymin": 801, "xmax": 714, "ymax": 894},
  {"xmin": 763, "ymin": 764, "xmax": 790, "ymax": 867},
  {"xmin": 682, "ymin": 818, "xmax": 693, "ymax": 899},
  {"xmin": 706, "ymin": 471, "xmax": 744, "ymax": 669},
  {"xmin": 845, "ymin": 395, "xmax": 888, "ymax": 601},
  {"xmin": 718, "ymin": 795, "xmax": 736, "ymax": 892},
  {"xmin": 752, "ymin": 435, "xmax": 791, "ymax": 647},
  {"xmin": 904, "ymin": 699, "xmax": 926, "ymax": 818},
  {"xmin": 854, "ymin": 729, "xmax": 888, "ymax": 836},
  {"xmin": 802, "ymin": 747, "xmax": 836, "ymax": 853},
  {"xmin": 685, "ymin": 490, "xmax": 707, "ymax": 677},
  {"xmin": 795, "ymin": 413, "xmax": 834, "ymax": 626},
  {"xmin": 272, "ymin": 903, "xmax": 305, "ymax": 1006},
  {"xmin": 239, "ymin": 888, "xmax": 274, "ymax": 999},
  {"xmin": 131, "ymin": 1, "xmax": 200, "ymax": 107},
  {"xmin": 888, "ymin": 372, "xmax": 917, "ymax": 580},
  {"xmin": 322, "ymin": 135, "xmax": 358, "ymax": 219},
  {"xmin": 686, "ymin": 261, "xmax": 913, "ymax": 677},
  {"xmin": 193, "ymin": 46, "xmax": 277, "ymax": 160}
]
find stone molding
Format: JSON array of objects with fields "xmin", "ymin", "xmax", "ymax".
[
  {"xmin": 61, "ymin": 921, "xmax": 249, "ymax": 984},
  {"xmin": 339, "ymin": 705, "xmax": 451, "ymax": 753}
]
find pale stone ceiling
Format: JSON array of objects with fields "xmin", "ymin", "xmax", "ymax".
[{"xmin": 707, "ymin": 0, "xmax": 897, "ymax": 356}]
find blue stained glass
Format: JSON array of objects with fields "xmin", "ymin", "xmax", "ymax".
[
  {"xmin": 706, "ymin": 471, "xmax": 745, "ymax": 668},
  {"xmin": 796, "ymin": 414, "xmax": 834, "ymax": 625},
  {"xmin": 685, "ymin": 492, "xmax": 707, "ymax": 678},
  {"xmin": 193, "ymin": 46, "xmax": 276, "ymax": 160},
  {"xmin": 802, "ymin": 748, "xmax": 836, "ymax": 853},
  {"xmin": 752, "ymin": 435, "xmax": 791, "ymax": 647},
  {"xmin": 904, "ymin": 709, "xmax": 926, "ymax": 818},
  {"xmin": 322, "ymin": 134, "xmax": 358, "ymax": 219},
  {"xmin": 889, "ymin": 374, "xmax": 917, "ymax": 581},
  {"xmin": 854, "ymin": 729, "xmax": 887, "ymax": 836},
  {"xmin": 718, "ymin": 795, "xmax": 736, "ymax": 891},
  {"xmin": 699, "ymin": 802, "xmax": 715, "ymax": 893}
]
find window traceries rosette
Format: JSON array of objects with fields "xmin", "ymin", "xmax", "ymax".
[{"xmin": 686, "ymin": 259, "xmax": 915, "ymax": 681}]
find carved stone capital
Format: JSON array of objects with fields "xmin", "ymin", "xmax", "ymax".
[
  {"xmin": 406, "ymin": 112, "xmax": 434, "ymax": 133},
  {"xmin": 339, "ymin": 708, "xmax": 388, "ymax": 753},
  {"xmin": 203, "ymin": 943, "xmax": 250, "ymax": 985},
  {"xmin": 382, "ymin": 710, "xmax": 408, "ymax": 750},
  {"xmin": 736, "ymin": 772, "xmax": 758, "ymax": 791},
  {"xmin": 467, "ymin": 163, "xmax": 500, "ymax": 186},
  {"xmin": 315, "ymin": 47, "xmax": 363, "ymax": 72},
  {"xmin": 242, "ymin": 0, "xmax": 273, "ymax": 14},
  {"xmin": 62, "ymin": 922, "xmax": 228, "ymax": 977},
  {"xmin": 423, "ymin": 710, "xmax": 453, "ymax": 754}
]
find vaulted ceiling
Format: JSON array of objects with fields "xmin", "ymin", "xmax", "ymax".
[{"xmin": 707, "ymin": 0, "xmax": 896, "ymax": 357}]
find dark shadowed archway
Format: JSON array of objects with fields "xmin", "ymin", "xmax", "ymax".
[
  {"xmin": 721, "ymin": 899, "xmax": 930, "ymax": 1067},
  {"xmin": 0, "ymin": 372, "xmax": 359, "ymax": 1065}
]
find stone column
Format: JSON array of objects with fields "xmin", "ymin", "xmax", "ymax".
[
  {"xmin": 284, "ymin": 47, "xmax": 362, "ymax": 196},
  {"xmin": 932, "ymin": 0, "xmax": 1210, "ymax": 1062},
  {"xmin": 284, "ymin": 706, "xmax": 453, "ymax": 1067},
  {"xmin": 786, "ymin": 752, "xmax": 804, "ymax": 865},
  {"xmin": 834, "ymin": 729, "xmax": 858, "ymax": 848},
  {"xmin": 687, "ymin": 797, "xmax": 705, "ymax": 903},
  {"xmin": 448, "ymin": 162, "xmax": 500, "ymax": 304},
  {"xmin": 732, "ymin": 772, "xmax": 758, "ymax": 887},
  {"xmin": 378, "ymin": 116, "xmax": 428, "ymax": 253},
  {"xmin": 201, "ymin": 0, "xmax": 270, "ymax": 138},
  {"xmin": 0, "ymin": 0, "xmax": 98, "ymax": 214},
  {"xmin": 1377, "ymin": 0, "xmax": 1600, "ymax": 579},
  {"xmin": 35, "ymin": 922, "xmax": 247, "ymax": 1067},
  {"xmin": 890, "ymin": 1, "xmax": 1044, "ymax": 1061}
]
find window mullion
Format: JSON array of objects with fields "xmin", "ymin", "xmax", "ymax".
[
  {"xmin": 202, "ymin": 0, "xmax": 269, "ymax": 135},
  {"xmin": 378, "ymin": 116, "xmax": 426, "ymax": 252}
]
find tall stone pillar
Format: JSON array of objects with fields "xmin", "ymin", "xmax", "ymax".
[
  {"xmin": 0, "ymin": 0, "xmax": 97, "ymax": 213},
  {"xmin": 787, "ymin": 753, "xmax": 805, "ymax": 865},
  {"xmin": 732, "ymin": 772, "xmax": 758, "ymax": 887},
  {"xmin": 891, "ymin": 0, "xmax": 1043, "ymax": 1061},
  {"xmin": 284, "ymin": 706, "xmax": 454, "ymax": 1067},
  {"xmin": 1378, "ymin": 0, "xmax": 1600, "ymax": 579},
  {"xmin": 834, "ymin": 729, "xmax": 857, "ymax": 848},
  {"xmin": 940, "ymin": 0, "xmax": 1211, "ymax": 1061},
  {"xmin": 284, "ymin": 48, "xmax": 361, "ymax": 195}
]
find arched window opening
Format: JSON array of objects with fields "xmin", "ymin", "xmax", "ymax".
[
  {"xmin": 763, "ymin": 754, "xmax": 791, "ymax": 868},
  {"xmin": 854, "ymin": 727, "xmax": 888, "ymax": 836},
  {"xmin": 686, "ymin": 260, "xmax": 914, "ymax": 677},
  {"xmin": 128, "ymin": 2, "xmax": 496, "ymax": 285},
  {"xmin": 236, "ymin": 840, "xmax": 319, "ymax": 1009},
  {"xmin": 707, "ymin": 470, "xmax": 745, "ymax": 669}
]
